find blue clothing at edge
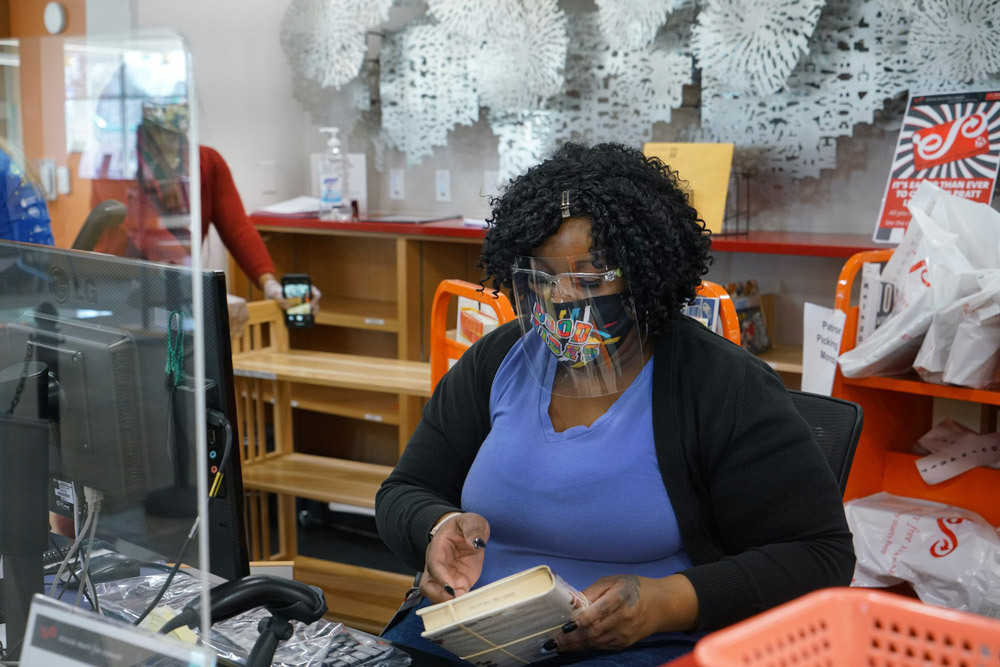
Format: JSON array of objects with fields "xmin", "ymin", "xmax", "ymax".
[{"xmin": 0, "ymin": 150, "xmax": 54, "ymax": 246}]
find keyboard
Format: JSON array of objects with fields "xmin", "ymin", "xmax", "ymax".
[
  {"xmin": 42, "ymin": 538, "xmax": 116, "ymax": 574},
  {"xmin": 321, "ymin": 630, "xmax": 399, "ymax": 666}
]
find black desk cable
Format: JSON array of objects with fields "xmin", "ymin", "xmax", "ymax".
[
  {"xmin": 158, "ymin": 575, "xmax": 327, "ymax": 667},
  {"xmin": 133, "ymin": 402, "xmax": 234, "ymax": 628}
]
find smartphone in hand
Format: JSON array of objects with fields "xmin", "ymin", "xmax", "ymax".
[{"xmin": 281, "ymin": 273, "xmax": 314, "ymax": 328}]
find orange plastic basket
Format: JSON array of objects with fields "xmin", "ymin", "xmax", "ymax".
[{"xmin": 693, "ymin": 588, "xmax": 1000, "ymax": 667}]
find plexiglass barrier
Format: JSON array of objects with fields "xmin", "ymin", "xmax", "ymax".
[{"xmin": 0, "ymin": 31, "xmax": 244, "ymax": 662}]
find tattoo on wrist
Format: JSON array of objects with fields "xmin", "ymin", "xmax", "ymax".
[{"xmin": 620, "ymin": 575, "xmax": 641, "ymax": 607}]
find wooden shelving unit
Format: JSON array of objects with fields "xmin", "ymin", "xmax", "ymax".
[
  {"xmin": 756, "ymin": 344, "xmax": 804, "ymax": 374},
  {"xmin": 241, "ymin": 453, "xmax": 395, "ymax": 509},
  {"xmin": 313, "ymin": 297, "xmax": 399, "ymax": 332},
  {"xmin": 229, "ymin": 216, "xmax": 489, "ymax": 632}
]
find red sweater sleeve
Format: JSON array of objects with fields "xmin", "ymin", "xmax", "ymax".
[{"xmin": 201, "ymin": 146, "xmax": 275, "ymax": 285}]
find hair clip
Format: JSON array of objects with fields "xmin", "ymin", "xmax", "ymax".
[{"xmin": 561, "ymin": 190, "xmax": 570, "ymax": 218}]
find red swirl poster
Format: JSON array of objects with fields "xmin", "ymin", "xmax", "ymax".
[{"xmin": 874, "ymin": 89, "xmax": 1000, "ymax": 243}]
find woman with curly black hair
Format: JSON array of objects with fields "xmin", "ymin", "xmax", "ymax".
[{"xmin": 377, "ymin": 142, "xmax": 854, "ymax": 665}]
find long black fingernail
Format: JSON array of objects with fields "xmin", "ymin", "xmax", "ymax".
[
  {"xmin": 542, "ymin": 639, "xmax": 557, "ymax": 652},
  {"xmin": 473, "ymin": 538, "xmax": 486, "ymax": 549},
  {"xmin": 562, "ymin": 621, "xmax": 577, "ymax": 633},
  {"xmin": 443, "ymin": 584, "xmax": 456, "ymax": 597}
]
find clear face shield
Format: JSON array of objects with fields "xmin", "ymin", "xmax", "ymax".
[{"xmin": 512, "ymin": 251, "xmax": 647, "ymax": 398}]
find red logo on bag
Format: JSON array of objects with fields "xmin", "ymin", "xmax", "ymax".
[
  {"xmin": 909, "ymin": 259, "xmax": 931, "ymax": 287},
  {"xmin": 912, "ymin": 113, "xmax": 991, "ymax": 171},
  {"xmin": 930, "ymin": 517, "xmax": 964, "ymax": 557},
  {"xmin": 39, "ymin": 625, "xmax": 58, "ymax": 640}
]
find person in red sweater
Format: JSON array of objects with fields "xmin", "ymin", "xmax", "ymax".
[{"xmin": 91, "ymin": 144, "xmax": 320, "ymax": 333}]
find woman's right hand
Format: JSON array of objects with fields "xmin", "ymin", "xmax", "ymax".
[{"xmin": 420, "ymin": 512, "xmax": 490, "ymax": 603}]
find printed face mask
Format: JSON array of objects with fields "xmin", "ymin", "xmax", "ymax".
[{"xmin": 529, "ymin": 293, "xmax": 635, "ymax": 366}]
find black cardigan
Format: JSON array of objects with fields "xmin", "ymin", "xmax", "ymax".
[{"xmin": 375, "ymin": 318, "xmax": 855, "ymax": 631}]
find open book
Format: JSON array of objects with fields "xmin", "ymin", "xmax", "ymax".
[{"xmin": 417, "ymin": 565, "xmax": 589, "ymax": 666}]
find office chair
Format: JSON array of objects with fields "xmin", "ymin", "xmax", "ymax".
[
  {"xmin": 788, "ymin": 389, "xmax": 863, "ymax": 494},
  {"xmin": 71, "ymin": 199, "xmax": 127, "ymax": 251}
]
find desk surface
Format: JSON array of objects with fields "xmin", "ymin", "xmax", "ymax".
[{"xmin": 251, "ymin": 213, "xmax": 489, "ymax": 240}]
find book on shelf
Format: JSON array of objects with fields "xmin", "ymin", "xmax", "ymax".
[
  {"xmin": 417, "ymin": 565, "xmax": 589, "ymax": 667},
  {"xmin": 726, "ymin": 280, "xmax": 772, "ymax": 355},
  {"xmin": 682, "ymin": 295, "xmax": 721, "ymax": 335}
]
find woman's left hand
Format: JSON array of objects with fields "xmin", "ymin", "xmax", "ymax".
[{"xmin": 557, "ymin": 573, "xmax": 698, "ymax": 652}]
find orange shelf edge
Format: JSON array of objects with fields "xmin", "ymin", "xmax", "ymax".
[
  {"xmin": 841, "ymin": 373, "xmax": 1000, "ymax": 407},
  {"xmin": 710, "ymin": 231, "xmax": 883, "ymax": 257},
  {"xmin": 879, "ymin": 452, "xmax": 1000, "ymax": 526}
]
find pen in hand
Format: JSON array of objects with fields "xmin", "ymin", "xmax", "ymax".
[{"xmin": 443, "ymin": 584, "xmax": 456, "ymax": 597}]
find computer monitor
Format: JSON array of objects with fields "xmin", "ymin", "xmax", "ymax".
[{"xmin": 0, "ymin": 240, "xmax": 250, "ymax": 653}]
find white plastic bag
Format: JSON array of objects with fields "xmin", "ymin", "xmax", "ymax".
[
  {"xmin": 845, "ymin": 492, "xmax": 1000, "ymax": 619},
  {"xmin": 840, "ymin": 183, "xmax": 1000, "ymax": 378},
  {"xmin": 942, "ymin": 310, "xmax": 1000, "ymax": 388},
  {"xmin": 915, "ymin": 271, "xmax": 1000, "ymax": 383}
]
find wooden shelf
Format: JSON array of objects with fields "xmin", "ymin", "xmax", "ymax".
[
  {"xmin": 291, "ymin": 385, "xmax": 400, "ymax": 424},
  {"xmin": 252, "ymin": 385, "xmax": 401, "ymax": 424},
  {"xmin": 313, "ymin": 297, "xmax": 399, "ymax": 332},
  {"xmin": 711, "ymin": 231, "xmax": 883, "ymax": 257},
  {"xmin": 294, "ymin": 556, "xmax": 412, "ymax": 635},
  {"xmin": 252, "ymin": 213, "xmax": 486, "ymax": 241},
  {"xmin": 841, "ymin": 372, "xmax": 1000, "ymax": 407},
  {"xmin": 233, "ymin": 349, "xmax": 431, "ymax": 397},
  {"xmin": 881, "ymin": 452, "xmax": 1000, "ymax": 526},
  {"xmin": 756, "ymin": 344, "xmax": 802, "ymax": 374},
  {"xmin": 242, "ymin": 452, "xmax": 393, "ymax": 508}
]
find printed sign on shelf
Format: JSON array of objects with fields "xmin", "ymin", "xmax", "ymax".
[
  {"xmin": 874, "ymin": 89, "xmax": 1000, "ymax": 244},
  {"xmin": 801, "ymin": 302, "xmax": 846, "ymax": 396}
]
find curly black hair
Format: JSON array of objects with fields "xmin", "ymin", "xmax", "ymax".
[{"xmin": 480, "ymin": 142, "xmax": 712, "ymax": 337}]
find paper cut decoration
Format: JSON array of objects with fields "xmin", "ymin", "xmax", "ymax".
[
  {"xmin": 427, "ymin": 0, "xmax": 517, "ymax": 38},
  {"xmin": 379, "ymin": 21, "xmax": 481, "ymax": 165},
  {"xmin": 874, "ymin": 89, "xmax": 1000, "ymax": 243},
  {"xmin": 906, "ymin": 0, "xmax": 1000, "ymax": 87},
  {"xmin": 489, "ymin": 13, "xmax": 692, "ymax": 181},
  {"xmin": 429, "ymin": 0, "xmax": 568, "ymax": 115},
  {"xmin": 643, "ymin": 143, "xmax": 735, "ymax": 235},
  {"xmin": 470, "ymin": 2, "xmax": 568, "ymax": 114},
  {"xmin": 692, "ymin": 0, "xmax": 824, "ymax": 97},
  {"xmin": 595, "ymin": 0, "xmax": 678, "ymax": 51},
  {"xmin": 280, "ymin": 0, "xmax": 390, "ymax": 89},
  {"xmin": 700, "ymin": 0, "xmax": 919, "ymax": 179}
]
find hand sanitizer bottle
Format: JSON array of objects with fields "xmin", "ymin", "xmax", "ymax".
[{"xmin": 318, "ymin": 127, "xmax": 350, "ymax": 221}]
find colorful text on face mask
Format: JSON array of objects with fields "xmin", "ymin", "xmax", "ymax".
[{"xmin": 531, "ymin": 301, "xmax": 603, "ymax": 363}]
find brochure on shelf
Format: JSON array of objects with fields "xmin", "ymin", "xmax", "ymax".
[
  {"xmin": 643, "ymin": 142, "xmax": 734, "ymax": 235},
  {"xmin": 681, "ymin": 296, "xmax": 721, "ymax": 334},
  {"xmin": 801, "ymin": 302, "xmax": 845, "ymax": 396},
  {"xmin": 874, "ymin": 88, "xmax": 1000, "ymax": 243}
]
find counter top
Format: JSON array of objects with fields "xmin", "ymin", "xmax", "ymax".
[{"xmin": 250, "ymin": 213, "xmax": 488, "ymax": 240}]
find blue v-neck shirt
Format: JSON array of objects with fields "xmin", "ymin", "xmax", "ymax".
[{"xmin": 462, "ymin": 336, "xmax": 692, "ymax": 593}]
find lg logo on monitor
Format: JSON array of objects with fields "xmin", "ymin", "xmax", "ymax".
[{"xmin": 48, "ymin": 266, "xmax": 96, "ymax": 304}]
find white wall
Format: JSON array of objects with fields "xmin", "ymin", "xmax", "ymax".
[{"xmin": 131, "ymin": 0, "xmax": 310, "ymax": 215}]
